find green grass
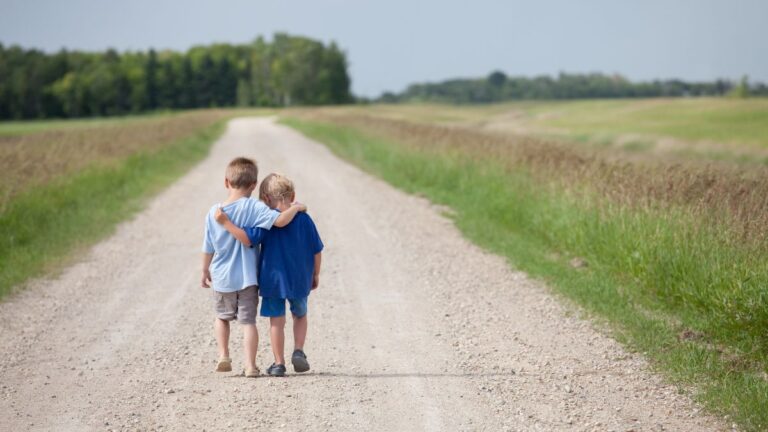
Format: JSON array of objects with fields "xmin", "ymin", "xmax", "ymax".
[
  {"xmin": 282, "ymin": 117, "xmax": 768, "ymax": 431},
  {"xmin": 519, "ymin": 98, "xmax": 768, "ymax": 148},
  {"xmin": 0, "ymin": 110, "xmax": 187, "ymax": 136},
  {"xmin": 331, "ymin": 98, "xmax": 768, "ymax": 158},
  {"xmin": 0, "ymin": 108, "xmax": 277, "ymax": 136},
  {"xmin": 0, "ymin": 119, "xmax": 227, "ymax": 298}
]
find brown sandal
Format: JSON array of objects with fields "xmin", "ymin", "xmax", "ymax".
[{"xmin": 215, "ymin": 357, "xmax": 232, "ymax": 372}]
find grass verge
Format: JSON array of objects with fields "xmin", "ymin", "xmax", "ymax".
[
  {"xmin": 281, "ymin": 117, "xmax": 768, "ymax": 431},
  {"xmin": 0, "ymin": 119, "xmax": 227, "ymax": 298}
]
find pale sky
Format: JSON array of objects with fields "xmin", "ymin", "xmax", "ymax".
[{"xmin": 1, "ymin": 0, "xmax": 766, "ymax": 97}]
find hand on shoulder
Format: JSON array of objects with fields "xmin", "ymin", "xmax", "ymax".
[
  {"xmin": 291, "ymin": 201, "xmax": 307, "ymax": 212},
  {"xmin": 214, "ymin": 206, "xmax": 230, "ymax": 224}
]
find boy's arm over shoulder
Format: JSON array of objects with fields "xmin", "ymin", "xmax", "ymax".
[
  {"xmin": 215, "ymin": 206, "xmax": 256, "ymax": 247},
  {"xmin": 244, "ymin": 199, "xmax": 281, "ymax": 229},
  {"xmin": 245, "ymin": 227, "xmax": 267, "ymax": 246},
  {"xmin": 273, "ymin": 201, "xmax": 307, "ymax": 228}
]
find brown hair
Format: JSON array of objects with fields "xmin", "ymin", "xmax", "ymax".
[
  {"xmin": 259, "ymin": 173, "xmax": 295, "ymax": 204},
  {"xmin": 225, "ymin": 157, "xmax": 259, "ymax": 189}
]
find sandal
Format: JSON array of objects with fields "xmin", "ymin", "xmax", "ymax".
[{"xmin": 215, "ymin": 357, "xmax": 232, "ymax": 372}]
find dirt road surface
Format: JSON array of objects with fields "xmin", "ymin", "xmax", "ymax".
[{"xmin": 0, "ymin": 118, "xmax": 727, "ymax": 431}]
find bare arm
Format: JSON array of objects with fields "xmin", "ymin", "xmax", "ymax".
[
  {"xmin": 201, "ymin": 253, "xmax": 214, "ymax": 288},
  {"xmin": 214, "ymin": 208, "xmax": 253, "ymax": 247},
  {"xmin": 312, "ymin": 252, "xmax": 322, "ymax": 290},
  {"xmin": 273, "ymin": 202, "xmax": 307, "ymax": 228}
]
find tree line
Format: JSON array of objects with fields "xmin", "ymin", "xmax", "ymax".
[
  {"xmin": 0, "ymin": 33, "xmax": 353, "ymax": 119},
  {"xmin": 378, "ymin": 71, "xmax": 768, "ymax": 103}
]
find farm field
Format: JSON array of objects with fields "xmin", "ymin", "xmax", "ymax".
[
  {"xmin": 0, "ymin": 112, "xmax": 186, "ymax": 137},
  {"xmin": 326, "ymin": 98, "xmax": 768, "ymax": 162},
  {"xmin": 0, "ymin": 116, "xmax": 728, "ymax": 432},
  {"xmin": 1, "ymin": 98, "xmax": 767, "ymax": 430},
  {"xmin": 281, "ymin": 97, "xmax": 768, "ymax": 430}
]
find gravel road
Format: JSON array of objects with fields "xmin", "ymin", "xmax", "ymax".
[{"xmin": 0, "ymin": 118, "xmax": 728, "ymax": 431}]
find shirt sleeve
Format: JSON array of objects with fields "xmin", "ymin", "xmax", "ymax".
[
  {"xmin": 202, "ymin": 215, "xmax": 215, "ymax": 254},
  {"xmin": 246, "ymin": 200, "xmax": 280, "ymax": 229},
  {"xmin": 306, "ymin": 215, "xmax": 324, "ymax": 254},
  {"xmin": 245, "ymin": 227, "xmax": 267, "ymax": 247}
]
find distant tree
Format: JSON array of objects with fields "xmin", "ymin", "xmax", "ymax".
[
  {"xmin": 178, "ymin": 57, "xmax": 196, "ymax": 108},
  {"xmin": 376, "ymin": 71, "xmax": 757, "ymax": 104},
  {"xmin": 0, "ymin": 34, "xmax": 354, "ymax": 119},
  {"xmin": 487, "ymin": 70, "xmax": 507, "ymax": 87},
  {"xmin": 196, "ymin": 53, "xmax": 216, "ymax": 107},
  {"xmin": 729, "ymin": 75, "xmax": 750, "ymax": 98},
  {"xmin": 158, "ymin": 55, "xmax": 178, "ymax": 109},
  {"xmin": 324, "ymin": 42, "xmax": 353, "ymax": 104},
  {"xmin": 236, "ymin": 56, "xmax": 253, "ymax": 107},
  {"xmin": 145, "ymin": 49, "xmax": 159, "ymax": 110}
]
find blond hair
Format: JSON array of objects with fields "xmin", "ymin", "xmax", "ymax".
[
  {"xmin": 225, "ymin": 157, "xmax": 259, "ymax": 189},
  {"xmin": 259, "ymin": 173, "xmax": 295, "ymax": 204}
]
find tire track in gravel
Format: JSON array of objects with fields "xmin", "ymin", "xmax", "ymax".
[{"xmin": 0, "ymin": 117, "xmax": 727, "ymax": 431}]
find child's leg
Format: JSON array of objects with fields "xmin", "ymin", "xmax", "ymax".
[
  {"xmin": 214, "ymin": 318, "xmax": 230, "ymax": 358},
  {"xmin": 243, "ymin": 324, "xmax": 258, "ymax": 370},
  {"xmin": 293, "ymin": 314, "xmax": 307, "ymax": 351},
  {"xmin": 289, "ymin": 297, "xmax": 309, "ymax": 351},
  {"xmin": 289, "ymin": 298, "xmax": 310, "ymax": 373},
  {"xmin": 237, "ymin": 286, "xmax": 260, "ymax": 372},
  {"xmin": 270, "ymin": 316, "xmax": 286, "ymax": 365}
]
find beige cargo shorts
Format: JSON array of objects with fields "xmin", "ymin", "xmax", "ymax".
[{"xmin": 212, "ymin": 285, "xmax": 258, "ymax": 324}]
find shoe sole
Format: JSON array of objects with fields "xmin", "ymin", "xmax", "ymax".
[
  {"xmin": 216, "ymin": 361, "xmax": 232, "ymax": 372},
  {"xmin": 292, "ymin": 356, "xmax": 310, "ymax": 373}
]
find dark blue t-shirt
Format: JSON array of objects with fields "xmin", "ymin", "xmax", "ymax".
[{"xmin": 246, "ymin": 211, "xmax": 323, "ymax": 299}]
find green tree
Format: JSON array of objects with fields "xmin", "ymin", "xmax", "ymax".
[
  {"xmin": 0, "ymin": 34, "xmax": 355, "ymax": 119},
  {"xmin": 145, "ymin": 49, "xmax": 159, "ymax": 110},
  {"xmin": 729, "ymin": 75, "xmax": 750, "ymax": 98}
]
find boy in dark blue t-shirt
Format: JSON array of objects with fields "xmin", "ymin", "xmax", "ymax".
[{"xmin": 215, "ymin": 173, "xmax": 323, "ymax": 376}]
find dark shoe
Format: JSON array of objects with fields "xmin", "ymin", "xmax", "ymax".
[
  {"xmin": 291, "ymin": 349, "xmax": 310, "ymax": 373},
  {"xmin": 266, "ymin": 363, "xmax": 286, "ymax": 377}
]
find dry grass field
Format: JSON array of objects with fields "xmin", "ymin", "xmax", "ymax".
[
  {"xmin": 291, "ymin": 99, "xmax": 768, "ymax": 242},
  {"xmin": 0, "ymin": 110, "xmax": 231, "ymax": 210}
]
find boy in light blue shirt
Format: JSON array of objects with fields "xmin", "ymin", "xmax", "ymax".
[{"xmin": 202, "ymin": 157, "xmax": 305, "ymax": 377}]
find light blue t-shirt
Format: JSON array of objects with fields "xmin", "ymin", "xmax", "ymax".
[{"xmin": 202, "ymin": 197, "xmax": 279, "ymax": 293}]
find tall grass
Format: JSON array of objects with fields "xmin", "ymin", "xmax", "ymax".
[
  {"xmin": 282, "ymin": 117, "xmax": 768, "ymax": 431},
  {"xmin": 0, "ymin": 118, "xmax": 227, "ymax": 298},
  {"xmin": 0, "ymin": 111, "xmax": 187, "ymax": 136},
  {"xmin": 0, "ymin": 110, "xmax": 231, "ymax": 207}
]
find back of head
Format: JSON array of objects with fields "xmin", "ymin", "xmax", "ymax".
[
  {"xmin": 259, "ymin": 173, "xmax": 295, "ymax": 204},
  {"xmin": 226, "ymin": 157, "xmax": 259, "ymax": 189}
]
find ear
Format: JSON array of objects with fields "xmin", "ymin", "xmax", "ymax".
[
  {"xmin": 224, "ymin": 178, "xmax": 230, "ymax": 189},
  {"xmin": 290, "ymin": 192, "xmax": 296, "ymax": 202}
]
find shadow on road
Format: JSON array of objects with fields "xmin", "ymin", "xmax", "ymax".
[{"xmin": 230, "ymin": 371, "xmax": 521, "ymax": 379}]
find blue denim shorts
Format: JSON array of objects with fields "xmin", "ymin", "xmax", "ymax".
[{"xmin": 260, "ymin": 297, "xmax": 308, "ymax": 318}]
